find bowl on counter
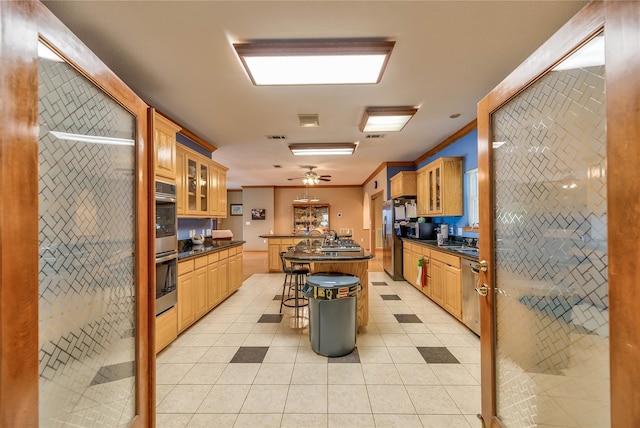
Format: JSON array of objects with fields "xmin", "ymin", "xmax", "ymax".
[{"xmin": 191, "ymin": 235, "xmax": 205, "ymax": 245}]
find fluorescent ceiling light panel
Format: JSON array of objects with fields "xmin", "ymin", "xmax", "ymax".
[
  {"xmin": 50, "ymin": 131, "xmax": 134, "ymax": 146},
  {"xmin": 289, "ymin": 143, "xmax": 357, "ymax": 156},
  {"xmin": 359, "ymin": 107, "xmax": 418, "ymax": 132},
  {"xmin": 234, "ymin": 40, "xmax": 395, "ymax": 85}
]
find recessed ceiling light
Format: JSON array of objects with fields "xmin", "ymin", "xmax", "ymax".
[
  {"xmin": 359, "ymin": 107, "xmax": 418, "ymax": 133},
  {"xmin": 289, "ymin": 143, "xmax": 357, "ymax": 156},
  {"xmin": 298, "ymin": 114, "xmax": 320, "ymax": 128},
  {"xmin": 233, "ymin": 39, "xmax": 395, "ymax": 85}
]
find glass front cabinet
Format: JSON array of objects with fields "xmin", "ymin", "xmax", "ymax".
[{"xmin": 293, "ymin": 204, "xmax": 329, "ymax": 232}]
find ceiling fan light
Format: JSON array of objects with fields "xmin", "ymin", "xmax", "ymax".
[{"xmin": 359, "ymin": 106, "xmax": 418, "ymax": 132}]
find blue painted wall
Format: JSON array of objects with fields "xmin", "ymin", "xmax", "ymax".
[{"xmin": 388, "ymin": 129, "xmax": 479, "ymax": 239}]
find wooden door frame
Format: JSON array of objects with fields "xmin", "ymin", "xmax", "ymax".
[
  {"xmin": 0, "ymin": 2, "xmax": 154, "ymax": 426},
  {"xmin": 369, "ymin": 189, "xmax": 385, "ymax": 256},
  {"xmin": 478, "ymin": 1, "xmax": 640, "ymax": 426}
]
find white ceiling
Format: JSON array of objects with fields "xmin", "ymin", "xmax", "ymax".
[{"xmin": 43, "ymin": 1, "xmax": 587, "ymax": 189}]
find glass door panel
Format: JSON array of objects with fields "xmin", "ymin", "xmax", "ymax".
[
  {"xmin": 199, "ymin": 163, "xmax": 208, "ymax": 212},
  {"xmin": 434, "ymin": 166, "xmax": 441, "ymax": 212},
  {"xmin": 187, "ymin": 158, "xmax": 197, "ymax": 211},
  {"xmin": 491, "ymin": 33, "xmax": 609, "ymax": 427},
  {"xmin": 38, "ymin": 42, "xmax": 137, "ymax": 427}
]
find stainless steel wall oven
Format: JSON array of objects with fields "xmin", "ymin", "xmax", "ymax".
[{"xmin": 155, "ymin": 180, "xmax": 177, "ymax": 315}]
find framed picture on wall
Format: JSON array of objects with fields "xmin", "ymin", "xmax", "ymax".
[
  {"xmin": 251, "ymin": 208, "xmax": 266, "ymax": 220},
  {"xmin": 230, "ymin": 204, "xmax": 243, "ymax": 216}
]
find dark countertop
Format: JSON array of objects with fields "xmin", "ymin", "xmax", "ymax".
[
  {"xmin": 259, "ymin": 234, "xmax": 326, "ymax": 239},
  {"xmin": 402, "ymin": 237, "xmax": 479, "ymax": 261},
  {"xmin": 283, "ymin": 241, "xmax": 373, "ymax": 262},
  {"xmin": 178, "ymin": 240, "xmax": 245, "ymax": 261}
]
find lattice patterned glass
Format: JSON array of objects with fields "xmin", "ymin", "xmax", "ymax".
[
  {"xmin": 38, "ymin": 42, "xmax": 137, "ymax": 427},
  {"xmin": 492, "ymin": 34, "xmax": 609, "ymax": 427}
]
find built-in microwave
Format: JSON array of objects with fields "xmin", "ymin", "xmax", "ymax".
[
  {"xmin": 407, "ymin": 221, "xmax": 437, "ymax": 240},
  {"xmin": 155, "ymin": 180, "xmax": 177, "ymax": 257}
]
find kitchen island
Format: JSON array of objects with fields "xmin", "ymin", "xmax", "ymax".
[{"xmin": 283, "ymin": 241, "xmax": 373, "ymax": 329}]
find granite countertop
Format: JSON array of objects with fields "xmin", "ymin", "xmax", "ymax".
[
  {"xmin": 403, "ymin": 237, "xmax": 479, "ymax": 261},
  {"xmin": 259, "ymin": 233, "xmax": 326, "ymax": 239},
  {"xmin": 283, "ymin": 241, "xmax": 373, "ymax": 262},
  {"xmin": 178, "ymin": 240, "xmax": 245, "ymax": 261}
]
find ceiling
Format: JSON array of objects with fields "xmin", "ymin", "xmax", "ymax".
[{"xmin": 43, "ymin": 1, "xmax": 587, "ymax": 190}]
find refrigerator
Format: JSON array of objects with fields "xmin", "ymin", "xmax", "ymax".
[{"xmin": 382, "ymin": 198, "xmax": 416, "ymax": 280}]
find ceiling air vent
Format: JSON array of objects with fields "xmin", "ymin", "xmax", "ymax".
[
  {"xmin": 266, "ymin": 135, "xmax": 287, "ymax": 140},
  {"xmin": 365, "ymin": 134, "xmax": 386, "ymax": 139},
  {"xmin": 298, "ymin": 114, "xmax": 319, "ymax": 128}
]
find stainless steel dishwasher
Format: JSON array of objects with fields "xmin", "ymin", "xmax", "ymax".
[{"xmin": 461, "ymin": 258, "xmax": 480, "ymax": 336}]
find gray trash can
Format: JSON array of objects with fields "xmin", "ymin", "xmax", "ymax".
[{"xmin": 302, "ymin": 272, "xmax": 360, "ymax": 357}]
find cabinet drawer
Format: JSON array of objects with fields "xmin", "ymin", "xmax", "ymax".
[
  {"xmin": 270, "ymin": 239, "xmax": 282, "ymax": 245},
  {"xmin": 431, "ymin": 250, "xmax": 460, "ymax": 268},
  {"xmin": 218, "ymin": 249, "xmax": 229, "ymax": 260},
  {"xmin": 404, "ymin": 242, "xmax": 414, "ymax": 252},
  {"xmin": 178, "ymin": 260, "xmax": 194, "ymax": 275},
  {"xmin": 208, "ymin": 252, "xmax": 219, "ymax": 263},
  {"xmin": 194, "ymin": 255, "xmax": 208, "ymax": 270}
]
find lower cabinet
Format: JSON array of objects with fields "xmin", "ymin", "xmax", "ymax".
[
  {"xmin": 404, "ymin": 241, "xmax": 463, "ymax": 321},
  {"xmin": 174, "ymin": 244, "xmax": 242, "ymax": 337},
  {"xmin": 155, "ymin": 307, "xmax": 177, "ymax": 353}
]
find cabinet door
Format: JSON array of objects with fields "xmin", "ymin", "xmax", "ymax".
[
  {"xmin": 198, "ymin": 163, "xmax": 209, "ymax": 215},
  {"xmin": 217, "ymin": 170, "xmax": 227, "ymax": 218},
  {"xmin": 176, "ymin": 147, "xmax": 186, "ymax": 215},
  {"xmin": 193, "ymin": 266, "xmax": 208, "ymax": 319},
  {"xmin": 416, "ymin": 169, "xmax": 427, "ymax": 216},
  {"xmin": 234, "ymin": 253, "xmax": 243, "ymax": 290},
  {"xmin": 153, "ymin": 113, "xmax": 179, "ymax": 181},
  {"xmin": 443, "ymin": 264, "xmax": 462, "ymax": 319},
  {"xmin": 177, "ymin": 272, "xmax": 195, "ymax": 332},
  {"xmin": 218, "ymin": 258, "xmax": 229, "ymax": 300},
  {"xmin": 268, "ymin": 244, "xmax": 282, "ymax": 272},
  {"xmin": 430, "ymin": 259, "xmax": 444, "ymax": 306},
  {"xmin": 428, "ymin": 164, "xmax": 442, "ymax": 215},
  {"xmin": 421, "ymin": 253, "xmax": 431, "ymax": 297},
  {"xmin": 186, "ymin": 156, "xmax": 198, "ymax": 215},
  {"xmin": 207, "ymin": 261, "xmax": 220, "ymax": 309},
  {"xmin": 403, "ymin": 247, "xmax": 412, "ymax": 284},
  {"xmin": 208, "ymin": 166, "xmax": 219, "ymax": 216}
]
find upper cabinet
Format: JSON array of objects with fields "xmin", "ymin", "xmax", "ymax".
[
  {"xmin": 417, "ymin": 157, "xmax": 463, "ymax": 216},
  {"xmin": 389, "ymin": 171, "xmax": 417, "ymax": 198},
  {"xmin": 293, "ymin": 204, "xmax": 329, "ymax": 232},
  {"xmin": 176, "ymin": 144, "xmax": 228, "ymax": 218},
  {"xmin": 153, "ymin": 112, "xmax": 181, "ymax": 181}
]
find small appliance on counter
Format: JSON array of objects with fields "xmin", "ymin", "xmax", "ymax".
[{"xmin": 406, "ymin": 219, "xmax": 436, "ymax": 240}]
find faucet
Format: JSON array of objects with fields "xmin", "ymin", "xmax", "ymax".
[{"xmin": 325, "ymin": 229, "xmax": 338, "ymax": 246}]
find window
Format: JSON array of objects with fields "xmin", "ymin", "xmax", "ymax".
[{"xmin": 465, "ymin": 169, "xmax": 479, "ymax": 227}]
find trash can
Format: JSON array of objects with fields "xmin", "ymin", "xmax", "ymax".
[{"xmin": 302, "ymin": 272, "xmax": 360, "ymax": 357}]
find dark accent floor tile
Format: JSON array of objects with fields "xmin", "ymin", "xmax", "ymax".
[
  {"xmin": 328, "ymin": 348, "xmax": 360, "ymax": 363},
  {"xmin": 394, "ymin": 314, "xmax": 423, "ymax": 323},
  {"xmin": 380, "ymin": 295, "xmax": 401, "ymax": 301},
  {"xmin": 230, "ymin": 347, "xmax": 269, "ymax": 363},
  {"xmin": 90, "ymin": 361, "xmax": 135, "ymax": 386},
  {"xmin": 371, "ymin": 281, "xmax": 388, "ymax": 286},
  {"xmin": 258, "ymin": 314, "xmax": 284, "ymax": 323},
  {"xmin": 417, "ymin": 347, "xmax": 460, "ymax": 364},
  {"xmin": 273, "ymin": 294, "xmax": 283, "ymax": 301}
]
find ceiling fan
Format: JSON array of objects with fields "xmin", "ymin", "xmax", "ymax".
[{"xmin": 287, "ymin": 166, "xmax": 331, "ymax": 185}]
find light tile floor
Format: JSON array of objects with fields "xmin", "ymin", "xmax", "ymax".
[{"xmin": 156, "ymin": 271, "xmax": 481, "ymax": 427}]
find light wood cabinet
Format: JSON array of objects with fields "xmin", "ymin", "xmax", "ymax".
[
  {"xmin": 443, "ymin": 264, "xmax": 462, "ymax": 319},
  {"xmin": 153, "ymin": 113, "xmax": 180, "ymax": 181},
  {"xmin": 390, "ymin": 171, "xmax": 417, "ymax": 198},
  {"xmin": 417, "ymin": 157, "xmax": 463, "ymax": 217},
  {"xmin": 176, "ymin": 144, "xmax": 228, "ymax": 218},
  {"xmin": 193, "ymin": 257, "xmax": 208, "ymax": 320},
  {"xmin": 430, "ymin": 258, "xmax": 445, "ymax": 307},
  {"xmin": 177, "ymin": 260, "xmax": 195, "ymax": 332},
  {"xmin": 175, "ymin": 245, "xmax": 242, "ymax": 336},
  {"xmin": 293, "ymin": 204, "xmax": 329, "ymax": 232},
  {"xmin": 268, "ymin": 241, "xmax": 283, "ymax": 271},
  {"xmin": 155, "ymin": 307, "xmax": 177, "ymax": 353}
]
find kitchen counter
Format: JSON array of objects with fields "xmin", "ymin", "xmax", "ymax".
[
  {"xmin": 178, "ymin": 240, "xmax": 245, "ymax": 261},
  {"xmin": 402, "ymin": 237, "xmax": 479, "ymax": 261},
  {"xmin": 259, "ymin": 233, "xmax": 326, "ymax": 239},
  {"xmin": 284, "ymin": 241, "xmax": 372, "ymax": 329}
]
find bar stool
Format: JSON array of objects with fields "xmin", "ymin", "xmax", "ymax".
[{"xmin": 279, "ymin": 251, "xmax": 309, "ymax": 315}]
